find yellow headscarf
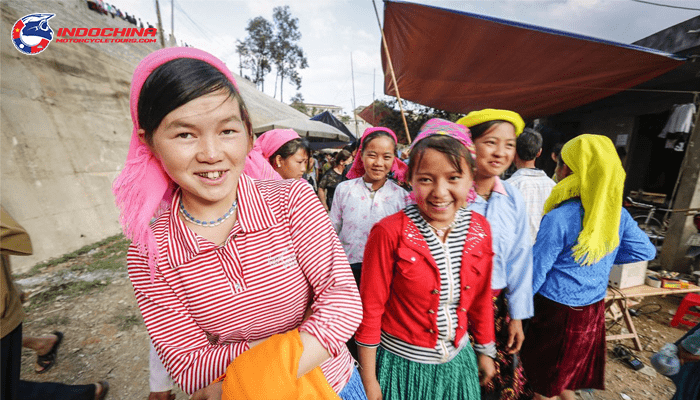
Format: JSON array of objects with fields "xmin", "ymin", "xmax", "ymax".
[
  {"xmin": 456, "ymin": 109, "xmax": 525, "ymax": 137},
  {"xmin": 543, "ymin": 134, "xmax": 625, "ymax": 266}
]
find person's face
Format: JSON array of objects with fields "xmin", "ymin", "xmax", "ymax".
[
  {"xmin": 473, "ymin": 123, "xmax": 516, "ymax": 178},
  {"xmin": 410, "ymin": 149, "xmax": 473, "ymax": 227},
  {"xmin": 275, "ymin": 148, "xmax": 308, "ymax": 180},
  {"xmin": 142, "ymin": 90, "xmax": 251, "ymax": 211},
  {"xmin": 555, "ymin": 158, "xmax": 572, "ymax": 181},
  {"xmin": 362, "ymin": 136, "xmax": 396, "ymax": 184}
]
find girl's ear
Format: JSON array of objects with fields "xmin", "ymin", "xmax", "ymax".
[
  {"xmin": 273, "ymin": 155, "xmax": 283, "ymax": 169},
  {"xmin": 137, "ymin": 129, "xmax": 148, "ymax": 146}
]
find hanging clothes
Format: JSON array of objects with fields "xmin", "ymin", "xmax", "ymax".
[{"xmin": 659, "ymin": 104, "xmax": 696, "ymax": 152}]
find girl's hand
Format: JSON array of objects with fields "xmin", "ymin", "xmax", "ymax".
[
  {"xmin": 506, "ymin": 319, "xmax": 524, "ymax": 354},
  {"xmin": 189, "ymin": 381, "xmax": 222, "ymax": 400},
  {"xmin": 361, "ymin": 376, "xmax": 383, "ymax": 400},
  {"xmin": 477, "ymin": 354, "xmax": 496, "ymax": 386}
]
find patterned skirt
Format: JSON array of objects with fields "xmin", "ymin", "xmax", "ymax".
[
  {"xmin": 480, "ymin": 290, "xmax": 533, "ymax": 400},
  {"xmin": 376, "ymin": 345, "xmax": 481, "ymax": 400},
  {"xmin": 520, "ymin": 295, "xmax": 606, "ymax": 397}
]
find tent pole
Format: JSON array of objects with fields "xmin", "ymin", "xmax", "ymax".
[{"xmin": 372, "ymin": 0, "xmax": 412, "ymax": 144}]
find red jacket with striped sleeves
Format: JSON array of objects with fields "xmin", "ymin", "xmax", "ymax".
[{"xmin": 127, "ymin": 175, "xmax": 362, "ymax": 394}]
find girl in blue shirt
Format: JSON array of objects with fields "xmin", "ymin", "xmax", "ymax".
[{"xmin": 457, "ymin": 109, "xmax": 534, "ymax": 400}]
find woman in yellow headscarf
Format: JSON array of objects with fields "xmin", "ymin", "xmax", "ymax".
[
  {"xmin": 457, "ymin": 109, "xmax": 533, "ymax": 400},
  {"xmin": 520, "ymin": 134, "xmax": 656, "ymax": 400}
]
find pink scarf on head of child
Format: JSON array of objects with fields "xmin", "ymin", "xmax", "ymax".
[
  {"xmin": 243, "ymin": 129, "xmax": 300, "ymax": 180},
  {"xmin": 346, "ymin": 127, "xmax": 408, "ymax": 182},
  {"xmin": 112, "ymin": 47, "xmax": 242, "ymax": 283}
]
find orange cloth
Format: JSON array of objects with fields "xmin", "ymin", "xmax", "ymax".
[{"xmin": 221, "ymin": 330, "xmax": 340, "ymax": 400}]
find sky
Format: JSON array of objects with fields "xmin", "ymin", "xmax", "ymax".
[{"xmin": 107, "ymin": 0, "xmax": 700, "ymax": 116}]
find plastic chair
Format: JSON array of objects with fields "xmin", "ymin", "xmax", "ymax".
[{"xmin": 670, "ymin": 292, "xmax": 700, "ymax": 328}]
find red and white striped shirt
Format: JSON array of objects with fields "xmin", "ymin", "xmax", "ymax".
[{"xmin": 127, "ymin": 174, "xmax": 362, "ymax": 394}]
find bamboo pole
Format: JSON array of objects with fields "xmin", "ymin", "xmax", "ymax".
[
  {"xmin": 154, "ymin": 0, "xmax": 166, "ymax": 48},
  {"xmin": 371, "ymin": 0, "xmax": 411, "ymax": 144}
]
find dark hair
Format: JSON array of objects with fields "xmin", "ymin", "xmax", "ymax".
[
  {"xmin": 551, "ymin": 142, "xmax": 564, "ymax": 159},
  {"xmin": 407, "ymin": 135, "xmax": 476, "ymax": 181},
  {"xmin": 362, "ymin": 130, "xmax": 397, "ymax": 155},
  {"xmin": 333, "ymin": 150, "xmax": 352, "ymax": 167},
  {"xmin": 515, "ymin": 128, "xmax": 543, "ymax": 161},
  {"xmin": 268, "ymin": 138, "xmax": 310, "ymax": 164},
  {"xmin": 343, "ymin": 142, "xmax": 358, "ymax": 154},
  {"xmin": 616, "ymin": 146, "xmax": 627, "ymax": 160},
  {"xmin": 137, "ymin": 58, "xmax": 252, "ymax": 144},
  {"xmin": 467, "ymin": 120, "xmax": 510, "ymax": 140}
]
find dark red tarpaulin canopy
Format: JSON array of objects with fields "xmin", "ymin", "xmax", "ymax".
[{"xmin": 381, "ymin": 1, "xmax": 685, "ymax": 119}]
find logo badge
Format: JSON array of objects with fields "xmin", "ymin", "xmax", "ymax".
[{"xmin": 12, "ymin": 13, "xmax": 55, "ymax": 55}]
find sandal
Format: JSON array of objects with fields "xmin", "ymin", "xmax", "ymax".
[
  {"xmin": 35, "ymin": 331, "xmax": 63, "ymax": 374},
  {"xmin": 95, "ymin": 380, "xmax": 110, "ymax": 400}
]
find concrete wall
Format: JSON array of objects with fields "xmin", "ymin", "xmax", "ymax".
[{"xmin": 1, "ymin": 0, "xmax": 158, "ymax": 272}]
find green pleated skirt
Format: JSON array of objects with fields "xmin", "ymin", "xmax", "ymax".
[{"xmin": 376, "ymin": 345, "xmax": 481, "ymax": 400}]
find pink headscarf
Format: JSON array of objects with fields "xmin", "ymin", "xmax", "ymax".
[
  {"xmin": 410, "ymin": 118, "xmax": 478, "ymax": 204},
  {"xmin": 346, "ymin": 127, "xmax": 408, "ymax": 182},
  {"xmin": 243, "ymin": 129, "xmax": 301, "ymax": 180},
  {"xmin": 112, "ymin": 47, "xmax": 243, "ymax": 282}
]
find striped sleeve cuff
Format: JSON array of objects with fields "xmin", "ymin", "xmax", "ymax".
[
  {"xmin": 473, "ymin": 341, "xmax": 497, "ymax": 359},
  {"xmin": 355, "ymin": 340, "xmax": 379, "ymax": 349}
]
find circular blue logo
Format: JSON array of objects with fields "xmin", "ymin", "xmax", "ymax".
[{"xmin": 12, "ymin": 13, "xmax": 55, "ymax": 55}]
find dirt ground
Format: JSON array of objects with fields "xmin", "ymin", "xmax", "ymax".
[{"xmin": 13, "ymin": 236, "xmax": 696, "ymax": 400}]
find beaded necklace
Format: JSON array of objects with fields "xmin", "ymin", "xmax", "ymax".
[
  {"xmin": 423, "ymin": 218, "xmax": 457, "ymax": 238},
  {"xmin": 179, "ymin": 199, "xmax": 238, "ymax": 227}
]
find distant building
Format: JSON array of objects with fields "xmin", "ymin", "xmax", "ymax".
[{"xmin": 303, "ymin": 103, "xmax": 343, "ymax": 118}]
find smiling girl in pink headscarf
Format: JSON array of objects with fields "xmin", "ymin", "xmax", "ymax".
[
  {"xmin": 243, "ymin": 128, "xmax": 311, "ymax": 181},
  {"xmin": 112, "ymin": 47, "xmax": 365, "ymax": 400}
]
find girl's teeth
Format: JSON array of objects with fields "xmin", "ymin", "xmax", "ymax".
[{"xmin": 200, "ymin": 171, "xmax": 223, "ymax": 179}]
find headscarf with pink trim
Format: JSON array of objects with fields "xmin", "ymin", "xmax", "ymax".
[
  {"xmin": 410, "ymin": 118, "xmax": 478, "ymax": 204},
  {"xmin": 243, "ymin": 129, "xmax": 301, "ymax": 180},
  {"xmin": 346, "ymin": 127, "xmax": 408, "ymax": 182},
  {"xmin": 112, "ymin": 47, "xmax": 246, "ymax": 282}
]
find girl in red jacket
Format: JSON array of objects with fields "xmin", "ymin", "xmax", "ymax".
[{"xmin": 356, "ymin": 119, "xmax": 496, "ymax": 400}]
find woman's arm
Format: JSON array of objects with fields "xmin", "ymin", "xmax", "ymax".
[
  {"xmin": 318, "ymin": 188, "xmax": 329, "ymax": 211},
  {"xmin": 358, "ymin": 345, "xmax": 382, "ymax": 400},
  {"xmin": 354, "ymin": 221, "xmax": 399, "ymax": 346},
  {"xmin": 614, "ymin": 208, "xmax": 657, "ymax": 264},
  {"xmin": 467, "ymin": 217, "xmax": 496, "ymax": 348},
  {"xmin": 504, "ymin": 194, "xmax": 534, "ymax": 322},
  {"xmin": 328, "ymin": 184, "xmax": 345, "ymax": 234},
  {"xmin": 532, "ymin": 212, "xmax": 566, "ymax": 295},
  {"xmin": 128, "ymin": 248, "xmax": 250, "ymax": 395},
  {"xmin": 287, "ymin": 181, "xmax": 363, "ymax": 366},
  {"xmin": 503, "ymin": 192, "xmax": 534, "ymax": 353},
  {"xmin": 467, "ymin": 216, "xmax": 497, "ymax": 383},
  {"xmin": 297, "ymin": 331, "xmax": 331, "ymax": 377}
]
